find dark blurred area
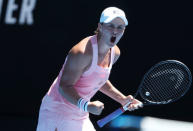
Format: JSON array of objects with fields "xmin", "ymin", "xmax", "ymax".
[{"xmin": 0, "ymin": 0, "xmax": 193, "ymax": 130}]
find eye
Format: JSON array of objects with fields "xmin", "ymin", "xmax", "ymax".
[
  {"xmin": 107, "ymin": 24, "xmax": 114, "ymax": 29},
  {"xmin": 117, "ymin": 26, "xmax": 125, "ymax": 30}
]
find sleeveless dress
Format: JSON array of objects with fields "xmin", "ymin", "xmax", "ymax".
[{"xmin": 36, "ymin": 35, "xmax": 115, "ymax": 131}]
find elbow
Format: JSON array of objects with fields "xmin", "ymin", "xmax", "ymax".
[
  {"xmin": 58, "ymin": 81, "xmax": 66, "ymax": 95},
  {"xmin": 58, "ymin": 85, "xmax": 64, "ymax": 96},
  {"xmin": 58, "ymin": 82, "xmax": 72, "ymax": 95}
]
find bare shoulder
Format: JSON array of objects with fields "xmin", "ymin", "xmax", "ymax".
[
  {"xmin": 70, "ymin": 37, "xmax": 92, "ymax": 55},
  {"xmin": 113, "ymin": 45, "xmax": 121, "ymax": 64},
  {"xmin": 60, "ymin": 37, "xmax": 92, "ymax": 86},
  {"xmin": 67, "ymin": 36, "xmax": 92, "ymax": 70},
  {"xmin": 114, "ymin": 45, "xmax": 120, "ymax": 56}
]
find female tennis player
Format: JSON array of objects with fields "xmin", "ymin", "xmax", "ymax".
[{"xmin": 36, "ymin": 7, "xmax": 143, "ymax": 131}]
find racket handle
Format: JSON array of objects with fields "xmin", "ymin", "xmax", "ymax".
[{"xmin": 97, "ymin": 107, "xmax": 125, "ymax": 128}]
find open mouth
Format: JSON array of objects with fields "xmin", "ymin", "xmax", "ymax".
[{"xmin": 110, "ymin": 36, "xmax": 116, "ymax": 43}]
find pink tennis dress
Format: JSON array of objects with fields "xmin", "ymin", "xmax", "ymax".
[{"xmin": 36, "ymin": 35, "xmax": 115, "ymax": 131}]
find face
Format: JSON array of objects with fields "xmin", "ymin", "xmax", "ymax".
[{"xmin": 98, "ymin": 17, "xmax": 126, "ymax": 47}]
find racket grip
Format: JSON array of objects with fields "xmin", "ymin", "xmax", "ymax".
[{"xmin": 97, "ymin": 107, "xmax": 125, "ymax": 128}]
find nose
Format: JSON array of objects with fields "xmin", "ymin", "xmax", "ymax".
[{"xmin": 112, "ymin": 28, "xmax": 119, "ymax": 35}]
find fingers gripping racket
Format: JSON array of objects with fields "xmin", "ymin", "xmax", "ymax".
[{"xmin": 97, "ymin": 60, "xmax": 192, "ymax": 128}]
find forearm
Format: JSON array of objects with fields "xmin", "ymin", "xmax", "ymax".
[
  {"xmin": 58, "ymin": 84, "xmax": 81, "ymax": 106},
  {"xmin": 99, "ymin": 80, "xmax": 127, "ymax": 105},
  {"xmin": 59, "ymin": 84, "xmax": 104, "ymax": 114}
]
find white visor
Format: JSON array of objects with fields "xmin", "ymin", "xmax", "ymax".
[{"xmin": 100, "ymin": 7, "xmax": 128, "ymax": 25}]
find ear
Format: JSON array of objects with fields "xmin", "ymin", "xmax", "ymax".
[{"xmin": 98, "ymin": 23, "xmax": 103, "ymax": 31}]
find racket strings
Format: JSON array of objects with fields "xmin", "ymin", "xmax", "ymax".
[
  {"xmin": 156, "ymin": 65, "xmax": 189, "ymax": 99},
  {"xmin": 152, "ymin": 68, "xmax": 181, "ymax": 99},
  {"xmin": 143, "ymin": 68, "xmax": 175, "ymax": 102},
  {"xmin": 140, "ymin": 62, "xmax": 191, "ymax": 104},
  {"xmin": 143, "ymin": 74, "xmax": 174, "ymax": 103}
]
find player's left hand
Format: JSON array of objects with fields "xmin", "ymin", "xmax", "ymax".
[{"xmin": 121, "ymin": 95, "xmax": 143, "ymax": 111}]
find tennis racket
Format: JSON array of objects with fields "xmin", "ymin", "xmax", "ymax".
[{"xmin": 97, "ymin": 60, "xmax": 192, "ymax": 128}]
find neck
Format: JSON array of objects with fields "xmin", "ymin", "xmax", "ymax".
[{"xmin": 96, "ymin": 34, "xmax": 111, "ymax": 55}]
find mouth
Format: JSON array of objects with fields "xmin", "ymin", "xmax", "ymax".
[{"xmin": 110, "ymin": 36, "xmax": 116, "ymax": 43}]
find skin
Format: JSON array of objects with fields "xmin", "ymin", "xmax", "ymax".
[{"xmin": 58, "ymin": 17, "xmax": 143, "ymax": 116}]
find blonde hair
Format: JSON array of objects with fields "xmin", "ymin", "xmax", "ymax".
[
  {"xmin": 94, "ymin": 23, "xmax": 103, "ymax": 34},
  {"xmin": 94, "ymin": 27, "xmax": 99, "ymax": 34}
]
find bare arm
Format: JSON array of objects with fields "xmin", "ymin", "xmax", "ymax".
[
  {"xmin": 99, "ymin": 46, "xmax": 143, "ymax": 110},
  {"xmin": 99, "ymin": 80, "xmax": 127, "ymax": 105},
  {"xmin": 58, "ymin": 40, "xmax": 104, "ymax": 115},
  {"xmin": 99, "ymin": 46, "xmax": 127, "ymax": 105},
  {"xmin": 99, "ymin": 80, "xmax": 142, "ymax": 110},
  {"xmin": 58, "ymin": 49, "xmax": 89, "ymax": 106}
]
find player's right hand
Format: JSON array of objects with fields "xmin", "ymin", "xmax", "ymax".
[{"xmin": 87, "ymin": 101, "xmax": 104, "ymax": 115}]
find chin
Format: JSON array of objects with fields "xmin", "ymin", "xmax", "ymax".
[{"xmin": 108, "ymin": 42, "xmax": 117, "ymax": 47}]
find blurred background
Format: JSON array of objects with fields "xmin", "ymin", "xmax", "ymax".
[{"xmin": 0, "ymin": 0, "xmax": 193, "ymax": 130}]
